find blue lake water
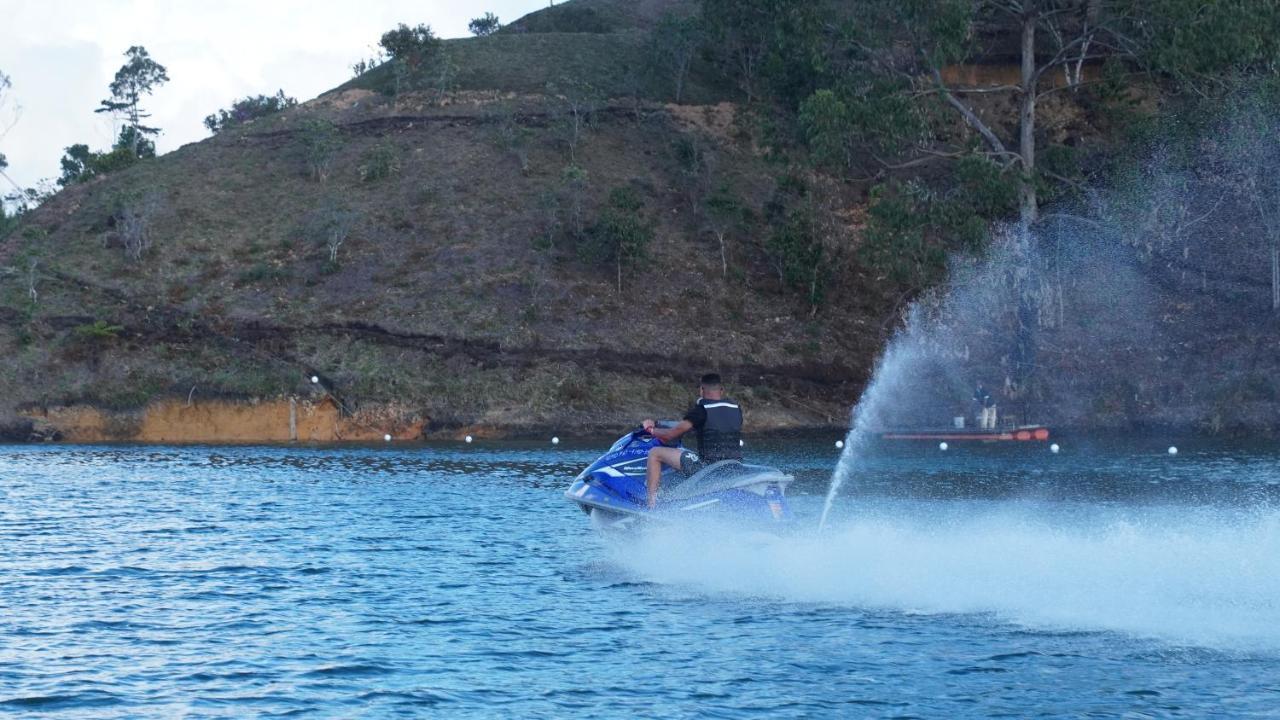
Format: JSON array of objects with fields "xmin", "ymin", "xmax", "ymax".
[{"xmin": 1, "ymin": 439, "xmax": 1279, "ymax": 718}]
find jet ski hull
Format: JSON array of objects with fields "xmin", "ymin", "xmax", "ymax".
[{"xmin": 565, "ymin": 432, "xmax": 794, "ymax": 529}]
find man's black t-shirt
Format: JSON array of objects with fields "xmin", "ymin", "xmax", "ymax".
[{"xmin": 683, "ymin": 397, "xmax": 743, "ymax": 462}]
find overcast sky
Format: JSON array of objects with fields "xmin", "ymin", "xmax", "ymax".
[{"xmin": 0, "ymin": 0, "xmax": 547, "ymax": 192}]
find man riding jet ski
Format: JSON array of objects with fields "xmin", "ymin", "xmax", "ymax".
[
  {"xmin": 564, "ymin": 374, "xmax": 794, "ymax": 529},
  {"xmin": 641, "ymin": 373, "xmax": 742, "ymax": 508}
]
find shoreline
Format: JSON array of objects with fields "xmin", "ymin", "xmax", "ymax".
[
  {"xmin": 3, "ymin": 397, "xmax": 1268, "ymax": 446},
  {"xmin": 3, "ymin": 396, "xmax": 851, "ymax": 445}
]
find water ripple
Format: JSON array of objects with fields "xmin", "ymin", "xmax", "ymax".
[{"xmin": 0, "ymin": 442, "xmax": 1278, "ymax": 718}]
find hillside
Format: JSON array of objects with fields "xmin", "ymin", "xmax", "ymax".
[
  {"xmin": 3, "ymin": 0, "xmax": 1279, "ymax": 443},
  {"xmin": 0, "ymin": 5, "xmax": 891, "ymax": 441}
]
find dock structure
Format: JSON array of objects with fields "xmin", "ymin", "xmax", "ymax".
[{"xmin": 879, "ymin": 425, "xmax": 1050, "ymax": 442}]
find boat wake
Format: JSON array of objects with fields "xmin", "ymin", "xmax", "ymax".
[{"xmin": 608, "ymin": 502, "xmax": 1280, "ymax": 651}]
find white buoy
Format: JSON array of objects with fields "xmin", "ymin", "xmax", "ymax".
[
  {"xmin": 552, "ymin": 437, "xmax": 560, "ymax": 445},
  {"xmin": 383, "ymin": 434, "xmax": 392, "ymax": 442},
  {"xmin": 739, "ymin": 439, "xmax": 745, "ymax": 447},
  {"xmin": 310, "ymin": 375, "xmax": 319, "ymax": 384},
  {"xmin": 1168, "ymin": 446, "xmax": 1178, "ymax": 456},
  {"xmin": 465, "ymin": 435, "xmax": 473, "ymax": 444},
  {"xmin": 939, "ymin": 442, "xmax": 949, "ymax": 451},
  {"xmin": 1050, "ymin": 443, "xmax": 1060, "ymax": 454},
  {"xmin": 835, "ymin": 440, "xmax": 844, "ymax": 449}
]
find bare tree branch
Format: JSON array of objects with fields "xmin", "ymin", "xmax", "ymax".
[{"xmin": 928, "ymin": 67, "xmax": 1008, "ymax": 156}]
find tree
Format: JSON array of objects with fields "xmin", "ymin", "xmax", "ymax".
[
  {"xmin": 559, "ymin": 164, "xmax": 590, "ymax": 241},
  {"xmin": 650, "ymin": 13, "xmax": 703, "ymax": 102},
  {"xmin": 703, "ymin": 185, "xmax": 746, "ymax": 278},
  {"xmin": 58, "ymin": 144, "xmax": 97, "ymax": 186},
  {"xmin": 762, "ymin": 175, "xmax": 850, "ymax": 314},
  {"xmin": 307, "ymin": 201, "xmax": 360, "ymax": 264},
  {"xmin": 95, "ymin": 46, "xmax": 169, "ymax": 159},
  {"xmin": 115, "ymin": 126, "xmax": 155, "ymax": 158},
  {"xmin": 469, "ymin": 12, "xmax": 502, "ymax": 36},
  {"xmin": 380, "ymin": 23, "xmax": 441, "ymax": 60},
  {"xmin": 110, "ymin": 190, "xmax": 164, "ymax": 261},
  {"xmin": 358, "ymin": 141, "xmax": 400, "ymax": 182},
  {"xmin": 584, "ymin": 186, "xmax": 654, "ymax": 294},
  {"xmin": 673, "ymin": 135, "xmax": 716, "ymax": 213},
  {"xmin": 1118, "ymin": 0, "xmax": 1280, "ymax": 86},
  {"xmin": 0, "ymin": 70, "xmax": 10, "ymax": 168},
  {"xmin": 299, "ymin": 118, "xmax": 341, "ymax": 182},
  {"xmin": 423, "ymin": 48, "xmax": 459, "ymax": 104},
  {"xmin": 843, "ymin": 1, "xmax": 1280, "ymax": 232},
  {"xmin": 57, "ymin": 127, "xmax": 152, "ymax": 187},
  {"xmin": 0, "ymin": 202, "xmax": 13, "ymax": 240},
  {"xmin": 204, "ymin": 90, "xmax": 297, "ymax": 134},
  {"xmin": 700, "ymin": 0, "xmax": 822, "ymax": 104},
  {"xmin": 701, "ymin": 0, "xmax": 775, "ymax": 103},
  {"xmin": 491, "ymin": 101, "xmax": 531, "ymax": 172},
  {"xmin": 379, "ymin": 23, "xmax": 443, "ymax": 95},
  {"xmin": 0, "ymin": 69, "xmax": 21, "ymax": 197},
  {"xmin": 546, "ymin": 78, "xmax": 601, "ymax": 162}
]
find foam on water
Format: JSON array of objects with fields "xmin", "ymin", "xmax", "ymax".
[{"xmin": 613, "ymin": 505, "xmax": 1280, "ymax": 651}]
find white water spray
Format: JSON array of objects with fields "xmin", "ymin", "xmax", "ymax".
[{"xmin": 615, "ymin": 505, "xmax": 1280, "ymax": 650}]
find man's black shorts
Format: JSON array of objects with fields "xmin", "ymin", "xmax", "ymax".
[{"xmin": 679, "ymin": 450, "xmax": 706, "ymax": 477}]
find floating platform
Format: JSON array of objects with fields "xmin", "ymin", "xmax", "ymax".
[{"xmin": 879, "ymin": 425, "xmax": 1051, "ymax": 442}]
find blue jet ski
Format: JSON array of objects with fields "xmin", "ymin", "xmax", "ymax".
[{"xmin": 565, "ymin": 427, "xmax": 795, "ymax": 530}]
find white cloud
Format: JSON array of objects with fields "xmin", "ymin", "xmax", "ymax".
[{"xmin": 0, "ymin": 0, "xmax": 547, "ymax": 191}]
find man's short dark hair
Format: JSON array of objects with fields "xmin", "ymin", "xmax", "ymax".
[{"xmin": 700, "ymin": 373, "xmax": 723, "ymax": 388}]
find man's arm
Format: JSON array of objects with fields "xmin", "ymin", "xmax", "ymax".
[{"xmin": 645, "ymin": 420, "xmax": 693, "ymax": 444}]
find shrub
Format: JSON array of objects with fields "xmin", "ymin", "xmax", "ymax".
[
  {"xmin": 546, "ymin": 78, "xmax": 601, "ymax": 162},
  {"xmin": 560, "ymin": 164, "xmax": 590, "ymax": 240},
  {"xmin": 358, "ymin": 141, "xmax": 400, "ymax": 182},
  {"xmin": 469, "ymin": 12, "xmax": 501, "ymax": 36},
  {"xmin": 74, "ymin": 320, "xmax": 124, "ymax": 340},
  {"xmin": 766, "ymin": 206, "xmax": 830, "ymax": 308},
  {"xmin": 582, "ymin": 186, "xmax": 653, "ymax": 294},
  {"xmin": 491, "ymin": 103, "xmax": 531, "ymax": 173},
  {"xmin": 105, "ymin": 190, "xmax": 164, "ymax": 262},
  {"xmin": 859, "ymin": 182, "xmax": 942, "ymax": 290},
  {"xmin": 58, "ymin": 143, "xmax": 137, "ymax": 186},
  {"xmin": 303, "ymin": 201, "xmax": 360, "ymax": 264},
  {"xmin": 380, "ymin": 23, "xmax": 440, "ymax": 61},
  {"xmin": 235, "ymin": 262, "xmax": 286, "ymax": 286},
  {"xmin": 204, "ymin": 90, "xmax": 297, "ymax": 134},
  {"xmin": 299, "ymin": 118, "xmax": 341, "ymax": 182},
  {"xmin": 351, "ymin": 56, "xmax": 384, "ymax": 78},
  {"xmin": 648, "ymin": 13, "xmax": 702, "ymax": 102}
]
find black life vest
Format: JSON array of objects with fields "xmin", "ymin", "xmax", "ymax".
[{"xmin": 694, "ymin": 397, "xmax": 743, "ymax": 462}]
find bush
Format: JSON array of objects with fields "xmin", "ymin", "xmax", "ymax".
[
  {"xmin": 106, "ymin": 190, "xmax": 164, "ymax": 262},
  {"xmin": 74, "ymin": 320, "xmax": 124, "ymax": 340},
  {"xmin": 380, "ymin": 23, "xmax": 440, "ymax": 61},
  {"xmin": 235, "ymin": 262, "xmax": 286, "ymax": 286},
  {"xmin": 358, "ymin": 141, "xmax": 400, "ymax": 182},
  {"xmin": 298, "ymin": 118, "xmax": 341, "ymax": 182},
  {"xmin": 767, "ymin": 207, "xmax": 830, "ymax": 309},
  {"xmin": 469, "ymin": 12, "xmax": 501, "ymax": 36},
  {"xmin": 859, "ymin": 182, "xmax": 943, "ymax": 290},
  {"xmin": 582, "ymin": 186, "xmax": 653, "ymax": 293},
  {"xmin": 204, "ymin": 90, "xmax": 297, "ymax": 134},
  {"xmin": 58, "ymin": 143, "xmax": 138, "ymax": 186},
  {"xmin": 302, "ymin": 201, "xmax": 360, "ymax": 264}
]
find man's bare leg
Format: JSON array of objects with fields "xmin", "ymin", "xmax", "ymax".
[{"xmin": 646, "ymin": 446, "xmax": 684, "ymax": 508}]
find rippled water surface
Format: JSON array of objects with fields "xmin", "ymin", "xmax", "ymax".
[{"xmin": 2, "ymin": 439, "xmax": 1279, "ymax": 718}]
